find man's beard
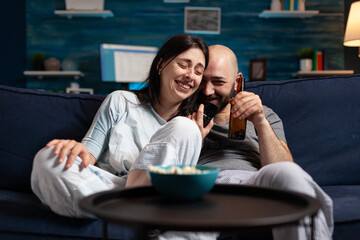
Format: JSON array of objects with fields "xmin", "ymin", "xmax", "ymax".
[
  {"xmin": 217, "ymin": 88, "xmax": 234, "ymax": 112},
  {"xmin": 199, "ymin": 87, "xmax": 235, "ymax": 113}
]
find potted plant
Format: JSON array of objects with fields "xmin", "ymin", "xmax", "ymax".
[
  {"xmin": 31, "ymin": 52, "xmax": 45, "ymax": 70},
  {"xmin": 297, "ymin": 48, "xmax": 313, "ymax": 71}
]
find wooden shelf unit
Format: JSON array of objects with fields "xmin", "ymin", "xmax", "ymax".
[
  {"xmin": 24, "ymin": 71, "xmax": 84, "ymax": 80},
  {"xmin": 54, "ymin": 10, "xmax": 114, "ymax": 19},
  {"xmin": 294, "ymin": 70, "xmax": 354, "ymax": 78},
  {"xmin": 259, "ymin": 10, "xmax": 319, "ymax": 18}
]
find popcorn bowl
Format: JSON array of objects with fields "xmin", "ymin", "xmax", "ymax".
[{"xmin": 147, "ymin": 165, "xmax": 219, "ymax": 201}]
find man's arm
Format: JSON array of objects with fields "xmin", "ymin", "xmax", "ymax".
[
  {"xmin": 255, "ymin": 119, "xmax": 293, "ymax": 166},
  {"xmin": 231, "ymin": 91, "xmax": 293, "ymax": 166}
]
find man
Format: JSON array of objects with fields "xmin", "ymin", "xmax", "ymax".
[
  {"xmin": 127, "ymin": 44, "xmax": 333, "ymax": 240},
  {"xmin": 197, "ymin": 45, "xmax": 333, "ymax": 240}
]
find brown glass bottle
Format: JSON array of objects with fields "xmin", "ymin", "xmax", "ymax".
[{"xmin": 228, "ymin": 77, "xmax": 247, "ymax": 140}]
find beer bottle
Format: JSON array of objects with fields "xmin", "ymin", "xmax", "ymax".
[{"xmin": 228, "ymin": 77, "xmax": 247, "ymax": 140}]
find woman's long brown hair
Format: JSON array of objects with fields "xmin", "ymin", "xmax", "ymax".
[{"xmin": 134, "ymin": 34, "xmax": 209, "ymax": 119}]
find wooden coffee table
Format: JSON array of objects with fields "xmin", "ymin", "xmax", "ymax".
[{"xmin": 80, "ymin": 184, "xmax": 321, "ymax": 239}]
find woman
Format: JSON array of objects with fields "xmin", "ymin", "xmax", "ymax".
[{"xmin": 31, "ymin": 34, "xmax": 212, "ymax": 218}]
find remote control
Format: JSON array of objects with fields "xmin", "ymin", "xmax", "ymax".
[{"xmin": 203, "ymin": 102, "xmax": 218, "ymax": 127}]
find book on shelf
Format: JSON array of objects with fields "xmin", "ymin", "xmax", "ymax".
[
  {"xmin": 290, "ymin": 0, "xmax": 299, "ymax": 10},
  {"xmin": 284, "ymin": 0, "xmax": 289, "ymax": 10},
  {"xmin": 281, "ymin": 0, "xmax": 300, "ymax": 11},
  {"xmin": 312, "ymin": 49, "xmax": 327, "ymax": 71},
  {"xmin": 293, "ymin": 0, "xmax": 298, "ymax": 10},
  {"xmin": 312, "ymin": 50, "xmax": 317, "ymax": 71},
  {"xmin": 322, "ymin": 49, "xmax": 327, "ymax": 70},
  {"xmin": 317, "ymin": 51, "xmax": 323, "ymax": 71},
  {"xmin": 290, "ymin": 0, "xmax": 294, "ymax": 10}
]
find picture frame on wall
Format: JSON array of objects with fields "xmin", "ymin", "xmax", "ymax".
[
  {"xmin": 249, "ymin": 59, "xmax": 267, "ymax": 81},
  {"xmin": 184, "ymin": 7, "xmax": 221, "ymax": 34}
]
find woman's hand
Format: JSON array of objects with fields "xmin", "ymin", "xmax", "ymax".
[
  {"xmin": 46, "ymin": 139, "xmax": 96, "ymax": 169},
  {"xmin": 188, "ymin": 104, "xmax": 214, "ymax": 139}
]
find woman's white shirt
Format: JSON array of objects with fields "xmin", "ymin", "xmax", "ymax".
[{"xmin": 82, "ymin": 91, "xmax": 166, "ymax": 174}]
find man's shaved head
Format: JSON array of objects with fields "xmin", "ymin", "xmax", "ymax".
[
  {"xmin": 208, "ymin": 45, "xmax": 238, "ymax": 81},
  {"xmin": 200, "ymin": 45, "xmax": 239, "ymax": 111}
]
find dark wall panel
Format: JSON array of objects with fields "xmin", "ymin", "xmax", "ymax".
[
  {"xmin": 0, "ymin": 0, "xmax": 26, "ymax": 87},
  {"xmin": 26, "ymin": 0, "xmax": 345, "ymax": 94}
]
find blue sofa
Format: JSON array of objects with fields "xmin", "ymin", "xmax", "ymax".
[{"xmin": 1, "ymin": 74, "xmax": 360, "ymax": 239}]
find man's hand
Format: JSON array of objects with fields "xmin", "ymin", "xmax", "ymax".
[
  {"xmin": 46, "ymin": 139, "xmax": 96, "ymax": 169},
  {"xmin": 230, "ymin": 91, "xmax": 294, "ymax": 165},
  {"xmin": 188, "ymin": 104, "xmax": 214, "ymax": 139},
  {"xmin": 230, "ymin": 91, "xmax": 266, "ymax": 129}
]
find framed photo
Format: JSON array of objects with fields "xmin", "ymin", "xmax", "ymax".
[
  {"xmin": 184, "ymin": 7, "xmax": 221, "ymax": 34},
  {"xmin": 249, "ymin": 59, "xmax": 267, "ymax": 81}
]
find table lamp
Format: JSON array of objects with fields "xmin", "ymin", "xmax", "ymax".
[{"xmin": 344, "ymin": 1, "xmax": 360, "ymax": 57}]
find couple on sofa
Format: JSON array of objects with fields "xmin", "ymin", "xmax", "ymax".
[{"xmin": 31, "ymin": 34, "xmax": 333, "ymax": 240}]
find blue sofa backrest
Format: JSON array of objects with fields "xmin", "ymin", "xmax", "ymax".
[
  {"xmin": 247, "ymin": 74, "xmax": 360, "ymax": 186},
  {"xmin": 1, "ymin": 75, "xmax": 360, "ymax": 193},
  {"xmin": 0, "ymin": 85, "xmax": 105, "ymax": 192}
]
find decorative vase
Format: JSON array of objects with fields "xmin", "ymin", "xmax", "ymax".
[
  {"xmin": 300, "ymin": 59, "xmax": 312, "ymax": 71},
  {"xmin": 271, "ymin": 0, "xmax": 282, "ymax": 11},
  {"xmin": 298, "ymin": 0, "xmax": 306, "ymax": 11},
  {"xmin": 44, "ymin": 57, "xmax": 61, "ymax": 71},
  {"xmin": 62, "ymin": 58, "xmax": 78, "ymax": 71}
]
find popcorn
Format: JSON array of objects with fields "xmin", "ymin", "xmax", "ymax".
[{"xmin": 148, "ymin": 165, "xmax": 203, "ymax": 174}]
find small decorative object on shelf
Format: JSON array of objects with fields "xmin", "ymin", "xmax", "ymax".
[
  {"xmin": 259, "ymin": 0, "xmax": 318, "ymax": 18},
  {"xmin": 65, "ymin": 0, "xmax": 104, "ymax": 11},
  {"xmin": 297, "ymin": 47, "xmax": 313, "ymax": 71},
  {"xmin": 298, "ymin": 0, "xmax": 306, "ymax": 11},
  {"xmin": 62, "ymin": 58, "xmax": 79, "ymax": 71},
  {"xmin": 66, "ymin": 82, "xmax": 94, "ymax": 95},
  {"xmin": 271, "ymin": 0, "xmax": 282, "ymax": 11},
  {"xmin": 44, "ymin": 57, "xmax": 61, "ymax": 71}
]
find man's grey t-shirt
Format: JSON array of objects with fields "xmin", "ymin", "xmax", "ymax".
[{"xmin": 198, "ymin": 106, "xmax": 286, "ymax": 172}]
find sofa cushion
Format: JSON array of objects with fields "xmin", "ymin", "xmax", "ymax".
[
  {"xmin": 332, "ymin": 221, "xmax": 360, "ymax": 240},
  {"xmin": 246, "ymin": 75, "xmax": 360, "ymax": 186},
  {"xmin": 0, "ymin": 190, "xmax": 136, "ymax": 240},
  {"xmin": 322, "ymin": 185, "xmax": 360, "ymax": 240},
  {"xmin": 0, "ymin": 85, "xmax": 105, "ymax": 192},
  {"xmin": 322, "ymin": 185, "xmax": 360, "ymax": 223}
]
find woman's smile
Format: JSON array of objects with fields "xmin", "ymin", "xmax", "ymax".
[
  {"xmin": 175, "ymin": 80, "xmax": 192, "ymax": 91},
  {"xmin": 159, "ymin": 47, "xmax": 205, "ymax": 104}
]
